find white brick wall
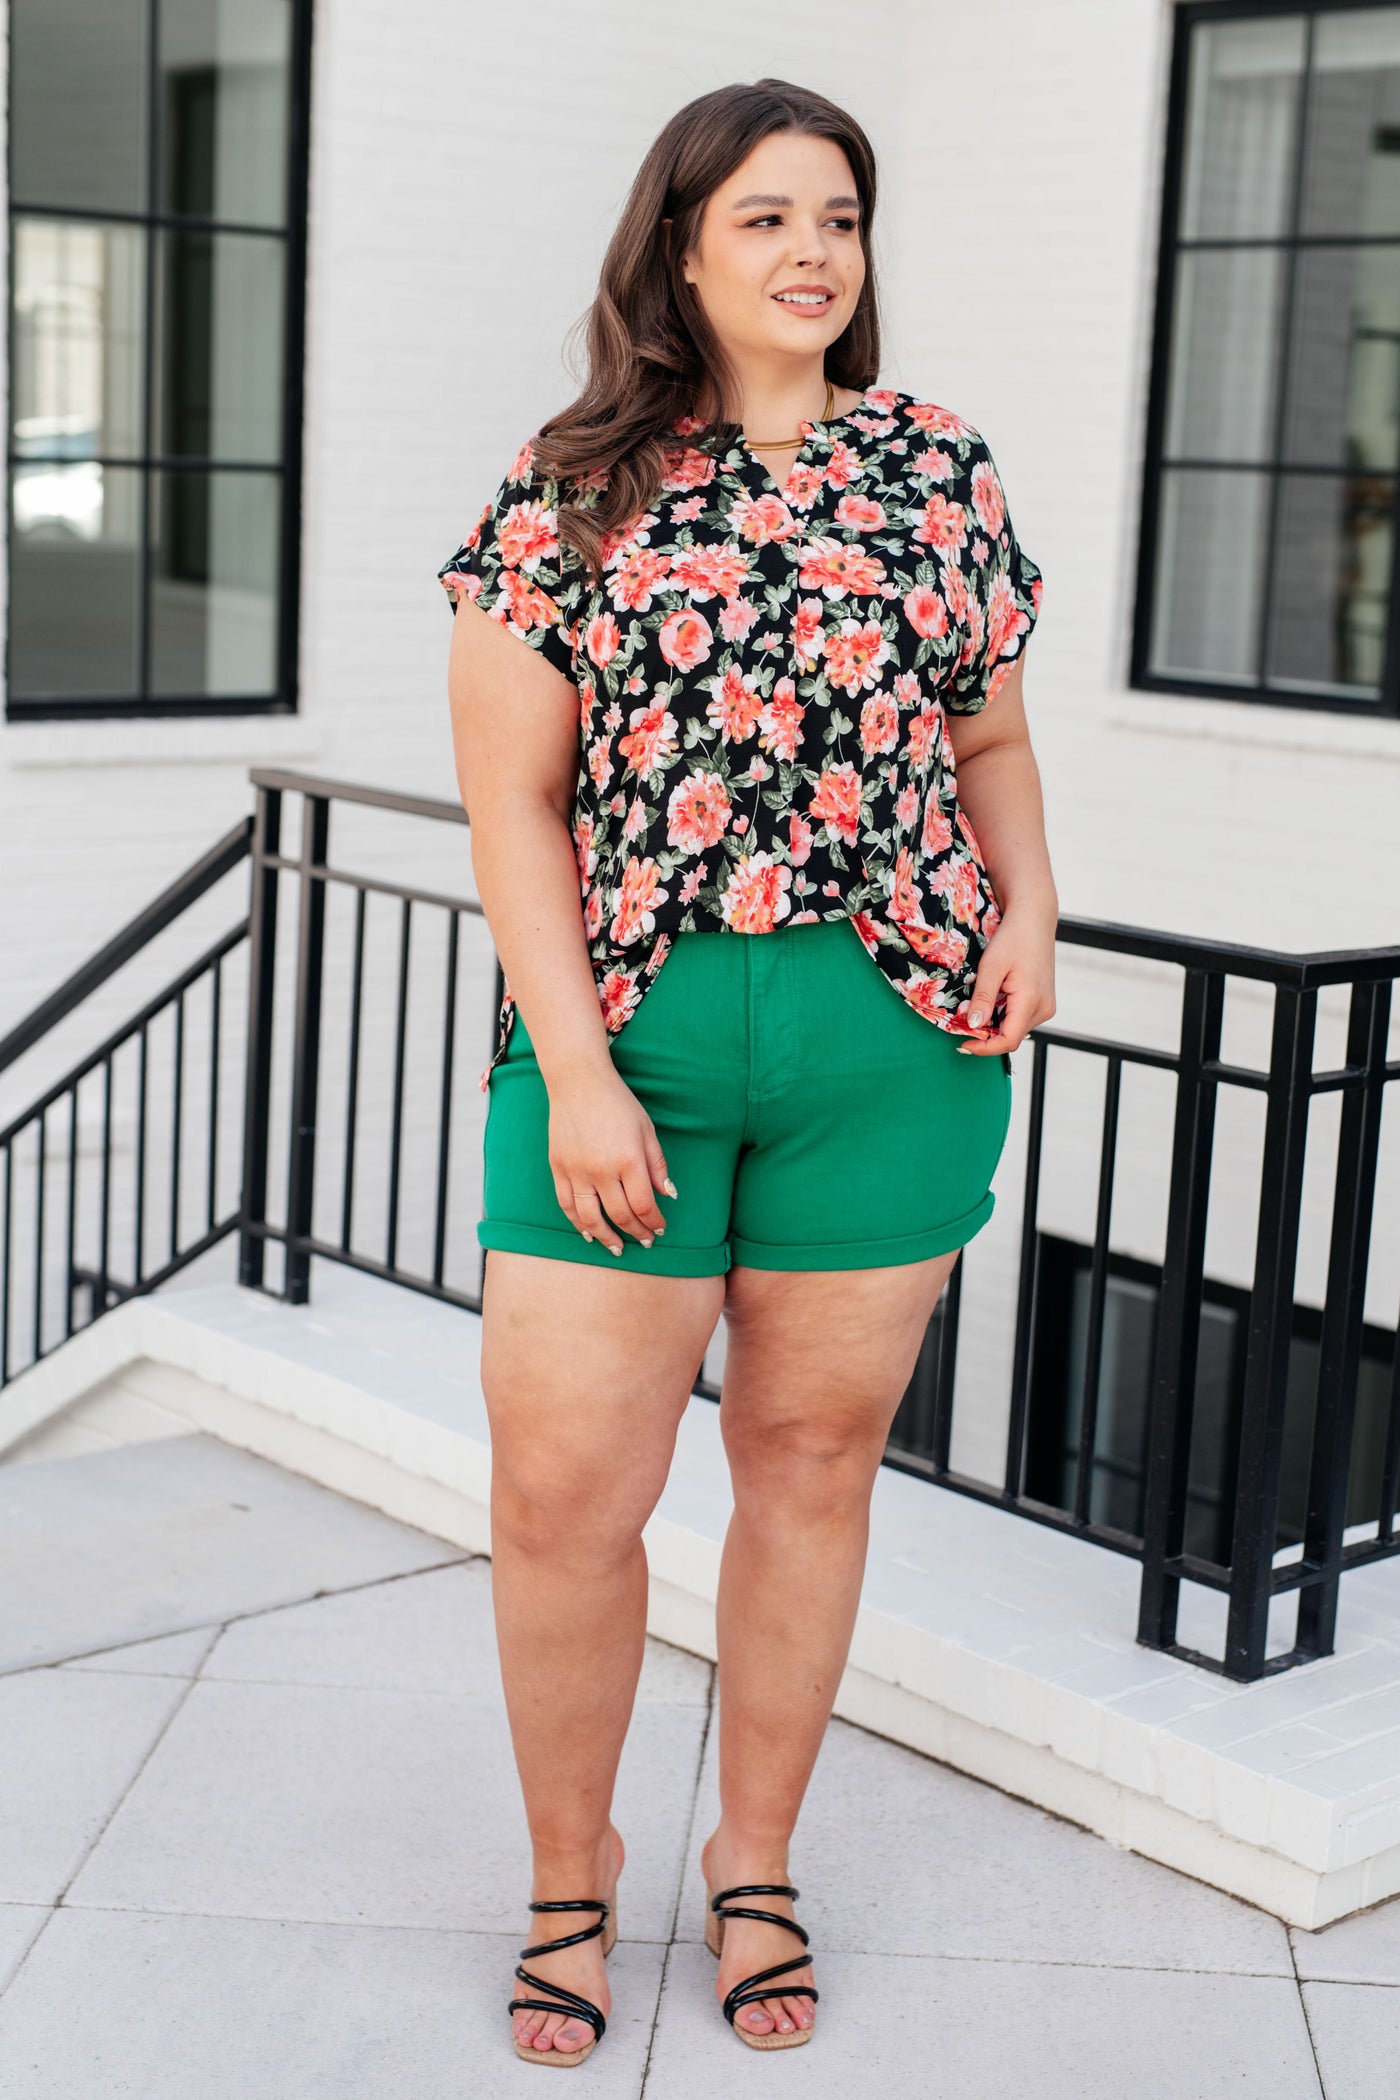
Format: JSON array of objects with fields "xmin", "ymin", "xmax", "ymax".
[{"xmin": 1, "ymin": 1, "xmax": 1397, "ymax": 1337}]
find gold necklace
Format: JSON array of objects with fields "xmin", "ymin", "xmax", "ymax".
[{"xmin": 744, "ymin": 377, "xmax": 835, "ymax": 451}]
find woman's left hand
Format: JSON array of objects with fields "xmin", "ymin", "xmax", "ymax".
[{"xmin": 956, "ymin": 906, "xmax": 1058, "ymax": 1056}]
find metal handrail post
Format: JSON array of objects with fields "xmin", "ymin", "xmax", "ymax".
[
  {"xmin": 1137, "ymin": 968, "xmax": 1224, "ymax": 1654},
  {"xmin": 1225, "ymin": 983, "xmax": 1316, "ymax": 1678},
  {"xmin": 238, "ymin": 785, "xmax": 282, "ymax": 1291},
  {"xmin": 1298, "ymin": 976, "xmax": 1392, "ymax": 1657},
  {"xmin": 283, "ymin": 792, "xmax": 331, "ymax": 1304}
]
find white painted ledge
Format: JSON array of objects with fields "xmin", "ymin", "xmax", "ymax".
[
  {"xmin": 2, "ymin": 715, "xmax": 323, "ymax": 771},
  {"xmin": 4, "ymin": 1265, "xmax": 1398, "ymax": 1931},
  {"xmin": 1101, "ymin": 687, "xmax": 1400, "ymax": 765}
]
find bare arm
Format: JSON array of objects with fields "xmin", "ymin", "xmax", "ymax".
[
  {"xmin": 446, "ymin": 590, "xmax": 673, "ymax": 1251},
  {"xmin": 943, "ymin": 651, "xmax": 1059, "ymax": 1056}
]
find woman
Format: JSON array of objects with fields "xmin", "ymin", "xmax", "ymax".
[{"xmin": 440, "ymin": 77, "xmax": 1056, "ymax": 2065}]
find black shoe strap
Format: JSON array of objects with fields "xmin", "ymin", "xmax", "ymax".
[
  {"xmin": 509, "ymin": 1966, "xmax": 607, "ymax": 2041},
  {"xmin": 722, "ymin": 1954, "xmax": 820, "ymax": 2026},
  {"xmin": 712, "ymin": 1888, "xmax": 809, "ymax": 1947},
  {"xmin": 521, "ymin": 1897, "xmax": 609, "ymax": 1959},
  {"xmin": 711, "ymin": 1882, "xmax": 798, "ymax": 1907}
]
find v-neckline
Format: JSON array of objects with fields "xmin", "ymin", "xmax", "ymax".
[{"xmin": 722, "ymin": 391, "xmax": 873, "ymax": 501}]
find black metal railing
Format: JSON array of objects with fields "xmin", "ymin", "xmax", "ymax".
[
  {"xmin": 0, "ymin": 820, "xmax": 252, "ymax": 1382},
  {"xmin": 882, "ymin": 925, "xmax": 1400, "ymax": 1682},
  {"xmin": 3, "ymin": 765, "xmax": 1398, "ymax": 1683},
  {"xmin": 235, "ymin": 769, "xmax": 501, "ymax": 1308}
]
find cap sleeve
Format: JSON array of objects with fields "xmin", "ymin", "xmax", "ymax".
[
  {"xmin": 437, "ymin": 438, "xmax": 581, "ymax": 686},
  {"xmin": 943, "ymin": 434, "xmax": 1043, "ymax": 715}
]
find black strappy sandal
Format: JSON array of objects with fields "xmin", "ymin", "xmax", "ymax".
[
  {"xmin": 704, "ymin": 1881, "xmax": 818, "ymax": 2050},
  {"xmin": 509, "ymin": 1895, "xmax": 617, "ymax": 2068}
]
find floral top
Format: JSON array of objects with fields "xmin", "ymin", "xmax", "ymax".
[{"xmin": 439, "ymin": 384, "xmax": 1043, "ymax": 1091}]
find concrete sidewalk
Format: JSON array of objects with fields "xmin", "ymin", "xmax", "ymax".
[{"xmin": 0, "ymin": 1433, "xmax": 1394, "ymax": 2097}]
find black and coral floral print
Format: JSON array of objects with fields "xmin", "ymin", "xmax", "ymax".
[{"xmin": 439, "ymin": 385, "xmax": 1043, "ymax": 1090}]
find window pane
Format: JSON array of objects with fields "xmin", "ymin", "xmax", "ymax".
[
  {"xmin": 159, "ymin": 0, "xmax": 294, "ymax": 228},
  {"xmin": 1264, "ymin": 471, "xmax": 1392, "ymax": 699},
  {"xmin": 1179, "ymin": 14, "xmax": 1306, "ymax": 242},
  {"xmin": 154, "ymin": 230, "xmax": 286, "ymax": 462},
  {"xmin": 9, "ymin": 464, "xmax": 142, "ymax": 699},
  {"xmin": 1185, "ymin": 1302, "xmax": 1244, "ymax": 1566},
  {"xmin": 1349, "ymin": 1344, "xmax": 1400, "ymax": 1528},
  {"xmin": 1063, "ymin": 1273, "xmax": 1156, "ymax": 1534},
  {"xmin": 1301, "ymin": 8, "xmax": 1400, "ymax": 238},
  {"xmin": 1164, "ymin": 247, "xmax": 1289, "ymax": 463},
  {"xmin": 1283, "ymin": 242, "xmax": 1400, "ymax": 471},
  {"xmin": 9, "ymin": 0, "xmax": 148, "ymax": 215},
  {"xmin": 11, "ymin": 219, "xmax": 146, "ymax": 465},
  {"xmin": 149, "ymin": 470, "xmax": 280, "ymax": 696},
  {"xmin": 1149, "ymin": 469, "xmax": 1271, "ymax": 684}
]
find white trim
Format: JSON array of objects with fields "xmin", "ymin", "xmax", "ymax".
[
  {"xmin": 1102, "ymin": 689, "xmax": 1400, "ymax": 764},
  {"xmin": 3, "ymin": 717, "xmax": 324, "ymax": 772}
]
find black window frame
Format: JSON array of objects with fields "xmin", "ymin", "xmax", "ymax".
[
  {"xmin": 1022, "ymin": 1231, "xmax": 1397, "ymax": 1564},
  {"xmin": 4, "ymin": 0, "xmax": 314, "ymax": 723},
  {"xmin": 1133, "ymin": 0, "xmax": 1400, "ymax": 719}
]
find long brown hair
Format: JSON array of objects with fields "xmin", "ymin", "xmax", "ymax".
[{"xmin": 532, "ymin": 77, "xmax": 882, "ymax": 586}]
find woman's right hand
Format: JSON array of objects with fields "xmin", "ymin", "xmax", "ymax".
[{"xmin": 546, "ymin": 1065, "xmax": 677, "ymax": 1256}]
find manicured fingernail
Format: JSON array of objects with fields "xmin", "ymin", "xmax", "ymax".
[
  {"xmin": 655, "ymin": 1223, "xmax": 666, "ymax": 1234},
  {"xmin": 642, "ymin": 1237, "xmax": 654, "ymax": 1248},
  {"xmin": 663, "ymin": 1178, "xmax": 678, "ymax": 1197},
  {"xmin": 610, "ymin": 1244, "xmax": 623, "ymax": 1256},
  {"xmin": 970, "ymin": 1010, "xmax": 984, "ymax": 1025}
]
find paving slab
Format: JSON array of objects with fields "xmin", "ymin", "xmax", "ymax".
[
  {"xmin": 60, "ymin": 1626, "xmax": 223, "ymax": 1678},
  {"xmin": 0, "ymin": 1907, "xmax": 661, "ymax": 2099},
  {"xmin": 200, "ymin": 1559, "xmax": 711, "ymax": 1705},
  {"xmin": 676, "ymin": 1709, "xmax": 1293, "ymax": 1975},
  {"xmin": 644, "ymin": 1943, "xmax": 1323, "ymax": 2098},
  {"xmin": 1291, "ymin": 1894, "xmax": 1400, "ymax": 1984},
  {"xmin": 0, "ymin": 1670, "xmax": 188, "ymax": 1903},
  {"xmin": 0, "ymin": 1910, "xmax": 48, "ymax": 1995},
  {"xmin": 1300, "ymin": 1978, "xmax": 1400, "ymax": 2100},
  {"xmin": 1, "ymin": 1371, "xmax": 1363, "ymax": 2095},
  {"xmin": 0, "ymin": 1436, "xmax": 468, "ymax": 1672},
  {"xmin": 67, "ymin": 1678, "xmax": 705, "ymax": 1940}
]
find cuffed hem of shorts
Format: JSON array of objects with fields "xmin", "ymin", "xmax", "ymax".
[
  {"xmin": 728, "ymin": 1191, "xmax": 996, "ymax": 1272},
  {"xmin": 478, "ymin": 1218, "xmax": 731, "ymax": 1276}
]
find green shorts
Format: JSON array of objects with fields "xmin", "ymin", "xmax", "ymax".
[{"xmin": 479, "ymin": 915, "xmax": 1014, "ymax": 1276}]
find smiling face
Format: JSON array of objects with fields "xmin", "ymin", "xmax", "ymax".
[{"xmin": 677, "ymin": 129, "xmax": 867, "ymax": 396}]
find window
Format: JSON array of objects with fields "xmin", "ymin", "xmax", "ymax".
[
  {"xmin": 6, "ymin": 0, "xmax": 312, "ymax": 720},
  {"xmin": 1022, "ymin": 1234, "xmax": 1397, "ymax": 1562},
  {"xmin": 1136, "ymin": 2, "xmax": 1400, "ymax": 715}
]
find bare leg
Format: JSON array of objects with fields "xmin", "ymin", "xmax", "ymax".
[
  {"xmin": 699, "ymin": 1248, "xmax": 962, "ymax": 2037},
  {"xmin": 482, "ymin": 1249, "xmax": 725, "ymax": 2056}
]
